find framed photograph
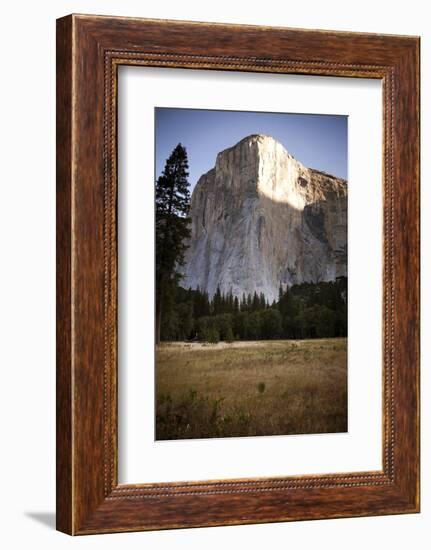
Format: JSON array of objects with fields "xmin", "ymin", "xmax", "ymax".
[{"xmin": 56, "ymin": 14, "xmax": 420, "ymax": 534}]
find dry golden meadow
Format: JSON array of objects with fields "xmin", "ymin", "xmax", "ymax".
[{"xmin": 155, "ymin": 338, "xmax": 347, "ymax": 440}]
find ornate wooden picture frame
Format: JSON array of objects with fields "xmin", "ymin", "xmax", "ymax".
[{"xmin": 56, "ymin": 14, "xmax": 420, "ymax": 535}]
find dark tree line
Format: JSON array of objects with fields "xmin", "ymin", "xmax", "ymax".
[{"xmin": 160, "ymin": 277, "xmax": 347, "ymax": 342}]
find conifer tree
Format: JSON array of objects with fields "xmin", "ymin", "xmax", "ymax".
[
  {"xmin": 252, "ymin": 291, "xmax": 260, "ymax": 312},
  {"xmin": 203, "ymin": 291, "xmax": 210, "ymax": 317},
  {"xmin": 227, "ymin": 290, "xmax": 234, "ymax": 313},
  {"xmin": 155, "ymin": 143, "xmax": 191, "ymax": 343},
  {"xmin": 213, "ymin": 285, "xmax": 222, "ymax": 315}
]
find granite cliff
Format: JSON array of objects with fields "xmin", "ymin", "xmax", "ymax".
[{"xmin": 182, "ymin": 134, "xmax": 347, "ymax": 303}]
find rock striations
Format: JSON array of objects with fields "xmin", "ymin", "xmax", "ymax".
[{"xmin": 182, "ymin": 134, "xmax": 347, "ymax": 303}]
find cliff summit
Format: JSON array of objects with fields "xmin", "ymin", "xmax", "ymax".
[{"xmin": 182, "ymin": 134, "xmax": 347, "ymax": 302}]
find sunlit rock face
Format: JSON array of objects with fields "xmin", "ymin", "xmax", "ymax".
[{"xmin": 182, "ymin": 134, "xmax": 347, "ymax": 303}]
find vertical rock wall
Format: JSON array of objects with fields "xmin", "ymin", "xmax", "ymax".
[{"xmin": 182, "ymin": 134, "xmax": 347, "ymax": 302}]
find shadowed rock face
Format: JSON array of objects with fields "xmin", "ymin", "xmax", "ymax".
[{"xmin": 182, "ymin": 134, "xmax": 347, "ymax": 302}]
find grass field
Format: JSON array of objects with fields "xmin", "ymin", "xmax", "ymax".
[{"xmin": 155, "ymin": 338, "xmax": 347, "ymax": 440}]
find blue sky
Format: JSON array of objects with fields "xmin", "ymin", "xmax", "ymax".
[{"xmin": 155, "ymin": 108, "xmax": 347, "ymax": 191}]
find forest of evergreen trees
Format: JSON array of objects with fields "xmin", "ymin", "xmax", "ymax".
[{"xmin": 160, "ymin": 277, "xmax": 347, "ymax": 342}]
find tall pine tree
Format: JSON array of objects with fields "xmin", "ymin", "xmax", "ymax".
[{"xmin": 155, "ymin": 143, "xmax": 191, "ymax": 344}]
